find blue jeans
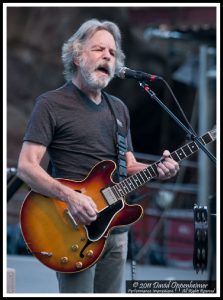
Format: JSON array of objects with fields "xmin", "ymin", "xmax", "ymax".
[{"xmin": 56, "ymin": 231, "xmax": 128, "ymax": 293}]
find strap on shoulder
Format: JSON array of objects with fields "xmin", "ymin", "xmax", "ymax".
[{"xmin": 103, "ymin": 92, "xmax": 128, "ymax": 181}]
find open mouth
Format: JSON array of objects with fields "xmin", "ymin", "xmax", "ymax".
[{"xmin": 96, "ymin": 66, "xmax": 110, "ymax": 76}]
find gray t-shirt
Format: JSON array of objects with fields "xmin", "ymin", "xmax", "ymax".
[{"xmin": 23, "ymin": 81, "xmax": 133, "ymax": 181}]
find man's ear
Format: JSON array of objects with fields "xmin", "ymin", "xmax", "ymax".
[
  {"xmin": 74, "ymin": 50, "xmax": 83, "ymax": 67},
  {"xmin": 73, "ymin": 57, "xmax": 80, "ymax": 67}
]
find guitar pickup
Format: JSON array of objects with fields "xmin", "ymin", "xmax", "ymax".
[{"xmin": 101, "ymin": 187, "xmax": 117, "ymax": 205}]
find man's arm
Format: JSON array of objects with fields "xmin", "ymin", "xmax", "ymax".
[
  {"xmin": 126, "ymin": 151, "xmax": 179, "ymax": 180},
  {"xmin": 17, "ymin": 141, "xmax": 98, "ymax": 224}
]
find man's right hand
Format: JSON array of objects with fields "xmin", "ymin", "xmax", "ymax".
[{"xmin": 66, "ymin": 191, "xmax": 98, "ymax": 225}]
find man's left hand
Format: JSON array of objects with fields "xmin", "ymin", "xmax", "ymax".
[{"xmin": 157, "ymin": 150, "xmax": 180, "ymax": 180}]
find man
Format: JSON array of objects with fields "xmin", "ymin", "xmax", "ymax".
[{"xmin": 17, "ymin": 19, "xmax": 179, "ymax": 293}]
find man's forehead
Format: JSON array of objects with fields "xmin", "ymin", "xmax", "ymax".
[{"xmin": 87, "ymin": 30, "xmax": 116, "ymax": 46}]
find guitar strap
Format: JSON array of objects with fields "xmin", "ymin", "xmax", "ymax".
[{"xmin": 103, "ymin": 91, "xmax": 128, "ymax": 182}]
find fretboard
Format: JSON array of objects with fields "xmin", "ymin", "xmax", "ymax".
[{"xmin": 111, "ymin": 128, "xmax": 216, "ymax": 199}]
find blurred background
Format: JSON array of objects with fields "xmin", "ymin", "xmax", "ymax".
[{"xmin": 6, "ymin": 4, "xmax": 218, "ymax": 293}]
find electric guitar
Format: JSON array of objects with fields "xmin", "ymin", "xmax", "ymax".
[{"xmin": 20, "ymin": 128, "xmax": 216, "ymax": 273}]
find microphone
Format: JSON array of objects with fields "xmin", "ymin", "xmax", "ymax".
[{"xmin": 116, "ymin": 67, "xmax": 163, "ymax": 81}]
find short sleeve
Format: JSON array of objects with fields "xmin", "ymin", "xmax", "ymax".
[{"xmin": 23, "ymin": 96, "xmax": 56, "ymax": 146}]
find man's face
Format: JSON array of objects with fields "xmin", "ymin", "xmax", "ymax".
[{"xmin": 78, "ymin": 29, "xmax": 117, "ymax": 89}]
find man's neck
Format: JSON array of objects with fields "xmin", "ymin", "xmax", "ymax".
[{"xmin": 72, "ymin": 77, "xmax": 102, "ymax": 105}]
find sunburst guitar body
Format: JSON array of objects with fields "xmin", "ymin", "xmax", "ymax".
[{"xmin": 20, "ymin": 160, "xmax": 143, "ymax": 273}]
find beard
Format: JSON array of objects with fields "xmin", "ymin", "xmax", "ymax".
[{"xmin": 79, "ymin": 59, "xmax": 115, "ymax": 90}]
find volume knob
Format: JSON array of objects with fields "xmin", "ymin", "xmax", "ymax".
[
  {"xmin": 71, "ymin": 244, "xmax": 79, "ymax": 251},
  {"xmin": 60, "ymin": 257, "xmax": 68, "ymax": 264},
  {"xmin": 86, "ymin": 250, "xmax": 94, "ymax": 257},
  {"xmin": 76, "ymin": 261, "xmax": 83, "ymax": 269}
]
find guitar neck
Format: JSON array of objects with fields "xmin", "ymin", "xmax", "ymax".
[{"xmin": 111, "ymin": 129, "xmax": 216, "ymax": 198}]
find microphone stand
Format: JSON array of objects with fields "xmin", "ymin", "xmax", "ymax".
[{"xmin": 139, "ymin": 81, "xmax": 216, "ymax": 165}]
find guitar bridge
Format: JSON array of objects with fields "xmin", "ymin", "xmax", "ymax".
[{"xmin": 64, "ymin": 208, "xmax": 78, "ymax": 228}]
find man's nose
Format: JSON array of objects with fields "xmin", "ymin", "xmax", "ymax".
[{"xmin": 102, "ymin": 49, "xmax": 111, "ymax": 60}]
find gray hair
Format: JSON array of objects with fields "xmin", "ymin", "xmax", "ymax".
[{"xmin": 61, "ymin": 19, "xmax": 125, "ymax": 81}]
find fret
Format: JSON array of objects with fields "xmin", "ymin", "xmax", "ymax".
[
  {"xmin": 133, "ymin": 174, "xmax": 143, "ymax": 186},
  {"xmin": 176, "ymin": 148, "xmax": 187, "ymax": 161},
  {"xmin": 122, "ymin": 180, "xmax": 131, "ymax": 193},
  {"xmin": 149, "ymin": 164, "xmax": 159, "ymax": 178},
  {"xmin": 208, "ymin": 131, "xmax": 215, "ymax": 141},
  {"xmin": 138, "ymin": 172, "xmax": 146, "ymax": 183},
  {"xmin": 130, "ymin": 175, "xmax": 139, "ymax": 188},
  {"xmin": 181, "ymin": 144, "xmax": 193, "ymax": 156},
  {"xmin": 140, "ymin": 170, "xmax": 149, "ymax": 182},
  {"xmin": 174, "ymin": 151, "xmax": 181, "ymax": 161},
  {"xmin": 127, "ymin": 178, "xmax": 136, "ymax": 190},
  {"xmin": 143, "ymin": 169, "xmax": 151, "ymax": 180},
  {"xmin": 131, "ymin": 175, "xmax": 137, "ymax": 186},
  {"xmin": 181, "ymin": 147, "xmax": 187, "ymax": 157},
  {"xmin": 130, "ymin": 175, "xmax": 136, "ymax": 187},
  {"xmin": 124, "ymin": 176, "xmax": 132, "ymax": 192},
  {"xmin": 201, "ymin": 132, "xmax": 213, "ymax": 144},
  {"xmin": 142, "ymin": 169, "xmax": 149, "ymax": 181},
  {"xmin": 115, "ymin": 184, "xmax": 125, "ymax": 196},
  {"xmin": 170, "ymin": 152, "xmax": 180, "ymax": 162},
  {"xmin": 129, "ymin": 175, "xmax": 137, "ymax": 188},
  {"xmin": 200, "ymin": 136, "xmax": 205, "ymax": 145},
  {"xmin": 139, "ymin": 175, "xmax": 145, "ymax": 185},
  {"xmin": 124, "ymin": 184, "xmax": 131, "ymax": 194},
  {"xmin": 188, "ymin": 141, "xmax": 199, "ymax": 153},
  {"xmin": 153, "ymin": 164, "xmax": 159, "ymax": 177},
  {"xmin": 111, "ymin": 185, "xmax": 121, "ymax": 198}
]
